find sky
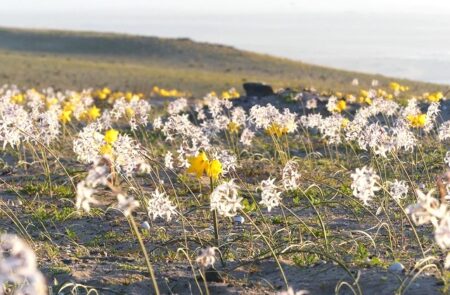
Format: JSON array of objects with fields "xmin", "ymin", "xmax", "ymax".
[{"xmin": 3, "ymin": 0, "xmax": 450, "ymax": 15}]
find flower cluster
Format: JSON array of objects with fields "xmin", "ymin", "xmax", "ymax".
[
  {"xmin": 350, "ymin": 166, "xmax": 380, "ymax": 206},
  {"xmin": 259, "ymin": 178, "xmax": 282, "ymax": 212},
  {"xmin": 147, "ymin": 189, "xmax": 177, "ymax": 222},
  {"xmin": 210, "ymin": 180, "xmax": 242, "ymax": 217}
]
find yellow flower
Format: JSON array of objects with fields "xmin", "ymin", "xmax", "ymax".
[
  {"xmin": 389, "ymin": 82, "xmax": 408, "ymax": 94},
  {"xmin": 87, "ymin": 105, "xmax": 101, "ymax": 121},
  {"xmin": 103, "ymin": 87, "xmax": 111, "ymax": 95},
  {"xmin": 98, "ymin": 92, "xmax": 107, "ymax": 100},
  {"xmin": 360, "ymin": 90, "xmax": 369, "ymax": 97},
  {"xmin": 96, "ymin": 87, "xmax": 111, "ymax": 100},
  {"xmin": 407, "ymin": 114, "xmax": 427, "ymax": 128},
  {"xmin": 206, "ymin": 159, "xmax": 222, "ymax": 180},
  {"xmin": 221, "ymin": 88, "xmax": 240, "ymax": 99},
  {"xmin": 426, "ymin": 92, "xmax": 443, "ymax": 102},
  {"xmin": 46, "ymin": 98, "xmax": 59, "ymax": 109},
  {"xmin": 59, "ymin": 110, "xmax": 72, "ymax": 124},
  {"xmin": 266, "ymin": 123, "xmax": 287, "ymax": 138},
  {"xmin": 377, "ymin": 89, "xmax": 387, "ymax": 98},
  {"xmin": 187, "ymin": 152, "xmax": 209, "ymax": 178},
  {"xmin": 99, "ymin": 144, "xmax": 113, "ymax": 156},
  {"xmin": 104, "ymin": 129, "xmax": 119, "ymax": 144},
  {"xmin": 227, "ymin": 121, "xmax": 240, "ymax": 134},
  {"xmin": 389, "ymin": 82, "xmax": 400, "ymax": 92},
  {"xmin": 63, "ymin": 102, "xmax": 74, "ymax": 112},
  {"xmin": 160, "ymin": 89, "xmax": 170, "ymax": 97},
  {"xmin": 125, "ymin": 107, "xmax": 135, "ymax": 118},
  {"xmin": 335, "ymin": 100, "xmax": 347, "ymax": 113},
  {"xmin": 341, "ymin": 118, "xmax": 350, "ymax": 128},
  {"xmin": 11, "ymin": 94, "xmax": 24, "ymax": 104},
  {"xmin": 125, "ymin": 92, "xmax": 133, "ymax": 101}
]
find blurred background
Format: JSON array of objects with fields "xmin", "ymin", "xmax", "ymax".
[{"xmin": 1, "ymin": 0, "xmax": 450, "ymax": 84}]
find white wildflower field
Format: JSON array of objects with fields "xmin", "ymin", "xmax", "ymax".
[{"xmin": 0, "ymin": 83, "xmax": 449, "ymax": 294}]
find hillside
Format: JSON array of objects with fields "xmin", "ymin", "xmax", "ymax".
[{"xmin": 0, "ymin": 27, "xmax": 446, "ymax": 95}]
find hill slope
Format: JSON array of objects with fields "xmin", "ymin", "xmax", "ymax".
[{"xmin": 0, "ymin": 27, "xmax": 446, "ymax": 95}]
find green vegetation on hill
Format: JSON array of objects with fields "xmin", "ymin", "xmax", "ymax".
[{"xmin": 0, "ymin": 27, "xmax": 446, "ymax": 95}]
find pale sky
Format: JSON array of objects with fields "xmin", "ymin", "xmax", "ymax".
[{"xmin": 3, "ymin": 0, "xmax": 450, "ymax": 15}]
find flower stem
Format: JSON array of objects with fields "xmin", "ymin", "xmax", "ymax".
[
  {"xmin": 210, "ymin": 177, "xmax": 224, "ymax": 266},
  {"xmin": 128, "ymin": 215, "xmax": 160, "ymax": 295},
  {"xmin": 240, "ymin": 209, "xmax": 289, "ymax": 289}
]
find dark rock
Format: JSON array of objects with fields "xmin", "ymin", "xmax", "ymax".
[{"xmin": 243, "ymin": 82, "xmax": 274, "ymax": 98}]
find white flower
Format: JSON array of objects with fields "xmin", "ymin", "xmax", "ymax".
[
  {"xmin": 406, "ymin": 189, "xmax": 447, "ymax": 227},
  {"xmin": 76, "ymin": 181, "xmax": 98, "ymax": 213},
  {"xmin": 147, "ymin": 189, "xmax": 177, "ymax": 222},
  {"xmin": 361, "ymin": 123, "xmax": 394, "ymax": 157},
  {"xmin": 210, "ymin": 180, "xmax": 242, "ymax": 217},
  {"xmin": 259, "ymin": 178, "xmax": 282, "ymax": 212},
  {"xmin": 282, "ymin": 160, "xmax": 301, "ymax": 191},
  {"xmin": 424, "ymin": 102, "xmax": 440, "ymax": 133},
  {"xmin": 317, "ymin": 114, "xmax": 345, "ymax": 145},
  {"xmin": 73, "ymin": 123, "xmax": 104, "ymax": 164},
  {"xmin": 249, "ymin": 104, "xmax": 296, "ymax": 132},
  {"xmin": 112, "ymin": 134, "xmax": 146, "ymax": 177},
  {"xmin": 350, "ymin": 166, "xmax": 380, "ymax": 206},
  {"xmin": 445, "ymin": 151, "xmax": 450, "ymax": 168},
  {"xmin": 231, "ymin": 107, "xmax": 247, "ymax": 126},
  {"xmin": 153, "ymin": 116, "xmax": 163, "ymax": 130},
  {"xmin": 168, "ymin": 97, "xmax": 188, "ymax": 115},
  {"xmin": 300, "ymin": 113, "xmax": 323, "ymax": 129},
  {"xmin": 306, "ymin": 98, "xmax": 317, "ymax": 109},
  {"xmin": 137, "ymin": 161, "xmax": 152, "ymax": 174},
  {"xmin": 438, "ymin": 121, "xmax": 450, "ymax": 141},
  {"xmin": 33, "ymin": 109, "xmax": 60, "ymax": 145},
  {"xmin": 0, "ymin": 234, "xmax": 47, "ymax": 295},
  {"xmin": 391, "ymin": 122, "xmax": 417, "ymax": 153},
  {"xmin": 212, "ymin": 149, "xmax": 237, "ymax": 175},
  {"xmin": 388, "ymin": 180, "xmax": 408, "ymax": 202},
  {"xmin": 117, "ymin": 194, "xmax": 140, "ymax": 217},
  {"xmin": 162, "ymin": 114, "xmax": 210, "ymax": 151},
  {"xmin": 240, "ymin": 128, "xmax": 255, "ymax": 146},
  {"xmin": 165, "ymin": 151, "xmax": 174, "ymax": 169},
  {"xmin": 196, "ymin": 247, "xmax": 216, "ymax": 268},
  {"xmin": 0, "ymin": 100, "xmax": 33, "ymax": 149},
  {"xmin": 85, "ymin": 158, "xmax": 110, "ymax": 187},
  {"xmin": 402, "ymin": 98, "xmax": 420, "ymax": 118},
  {"xmin": 351, "ymin": 78, "xmax": 359, "ymax": 86},
  {"xmin": 326, "ymin": 96, "xmax": 338, "ymax": 113},
  {"xmin": 435, "ymin": 216, "xmax": 450, "ymax": 250}
]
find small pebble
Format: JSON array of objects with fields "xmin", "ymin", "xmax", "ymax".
[
  {"xmin": 375, "ymin": 206, "xmax": 383, "ymax": 216},
  {"xmin": 388, "ymin": 262, "xmax": 405, "ymax": 273},
  {"xmin": 233, "ymin": 215, "xmax": 245, "ymax": 225},
  {"xmin": 141, "ymin": 221, "xmax": 150, "ymax": 230}
]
